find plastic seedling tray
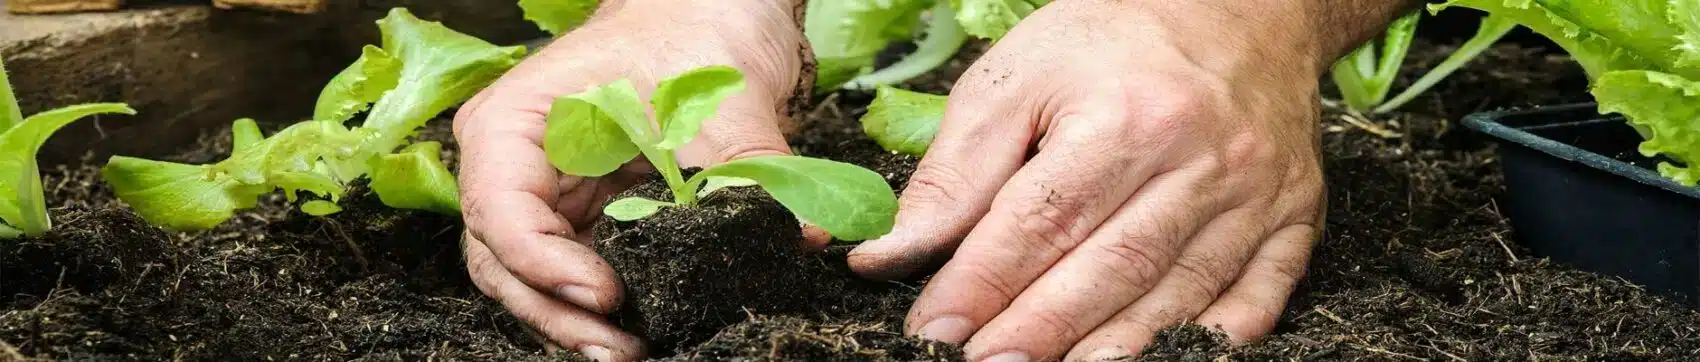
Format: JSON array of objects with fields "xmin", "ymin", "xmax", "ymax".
[{"xmin": 1465, "ymin": 103, "xmax": 1700, "ymax": 306}]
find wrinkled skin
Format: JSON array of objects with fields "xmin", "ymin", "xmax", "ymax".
[{"xmin": 454, "ymin": 0, "xmax": 1399, "ymax": 361}]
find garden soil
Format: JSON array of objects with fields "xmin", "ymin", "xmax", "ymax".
[{"xmin": 5, "ymin": 36, "xmax": 1700, "ymax": 361}]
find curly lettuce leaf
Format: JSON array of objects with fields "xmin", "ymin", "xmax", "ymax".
[
  {"xmin": 844, "ymin": 1, "xmax": 969, "ymax": 90},
  {"xmin": 689, "ymin": 155, "xmax": 897, "ymax": 240},
  {"xmin": 369, "ymin": 141, "xmax": 461, "ymax": 215},
  {"xmin": 520, "ymin": 0, "xmax": 598, "ymax": 35},
  {"xmin": 0, "ymin": 103, "xmax": 135, "ymax": 237},
  {"xmin": 805, "ymin": 0, "xmax": 934, "ymax": 92},
  {"xmin": 103, "ymin": 157, "xmax": 272, "ymax": 231},
  {"xmin": 544, "ymin": 81, "xmax": 645, "ymax": 177},
  {"xmin": 359, "ymin": 8, "xmax": 528, "ymax": 155},
  {"xmin": 314, "ymin": 45, "xmax": 401, "ymax": 123},
  {"xmin": 860, "ymin": 86, "xmax": 944, "ymax": 156},
  {"xmin": 103, "ymin": 120, "xmax": 361, "ymax": 231},
  {"xmin": 1595, "ymin": 70, "xmax": 1700, "ymax": 185},
  {"xmin": 653, "ymin": 65, "xmax": 746, "ymax": 150},
  {"xmin": 1430, "ymin": 0, "xmax": 1698, "ymax": 79},
  {"xmin": 951, "ymin": 0, "xmax": 1047, "ymax": 41}
]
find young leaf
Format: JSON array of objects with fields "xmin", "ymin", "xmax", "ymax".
[
  {"xmin": 232, "ymin": 118, "xmax": 264, "ymax": 152},
  {"xmin": 302, "ymin": 200, "xmax": 344, "ymax": 216},
  {"xmin": 0, "ymin": 223, "xmax": 20, "ymax": 239},
  {"xmin": 951, "ymin": 0, "xmax": 1048, "ymax": 41},
  {"xmin": 604, "ymin": 197, "xmax": 674, "ymax": 221},
  {"xmin": 844, "ymin": 1, "xmax": 970, "ymax": 90},
  {"xmin": 653, "ymin": 65, "xmax": 746, "ymax": 150},
  {"xmin": 544, "ymin": 90, "xmax": 641, "ymax": 177},
  {"xmin": 313, "ymin": 45, "xmax": 401, "ymax": 123},
  {"xmin": 102, "ymin": 157, "xmax": 272, "ymax": 231},
  {"xmin": 0, "ymin": 103, "xmax": 135, "ymax": 237},
  {"xmin": 1429, "ymin": 0, "xmax": 1691, "ymax": 79},
  {"xmin": 690, "ymin": 155, "xmax": 897, "ymax": 240},
  {"xmin": 860, "ymin": 86, "xmax": 945, "ymax": 156},
  {"xmin": 1594, "ymin": 70, "xmax": 1700, "ymax": 185},
  {"xmin": 519, "ymin": 0, "xmax": 598, "ymax": 35},
  {"xmin": 804, "ymin": 0, "xmax": 934, "ymax": 92},
  {"xmin": 359, "ymin": 8, "xmax": 529, "ymax": 155},
  {"xmin": 369, "ymin": 141, "xmax": 462, "ymax": 215},
  {"xmin": 696, "ymin": 176, "xmax": 758, "ymax": 198},
  {"xmin": 0, "ymin": 56, "xmax": 22, "ymax": 131}
]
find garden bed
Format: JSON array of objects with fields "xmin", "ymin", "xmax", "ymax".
[{"xmin": 5, "ymin": 35, "xmax": 1700, "ymax": 361}]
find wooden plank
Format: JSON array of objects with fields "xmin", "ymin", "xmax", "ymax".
[
  {"xmin": 6, "ymin": 0, "xmax": 123, "ymax": 14},
  {"xmin": 212, "ymin": 0, "xmax": 327, "ymax": 14}
]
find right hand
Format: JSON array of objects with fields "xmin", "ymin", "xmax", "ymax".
[{"xmin": 451, "ymin": 1, "xmax": 809, "ymax": 360}]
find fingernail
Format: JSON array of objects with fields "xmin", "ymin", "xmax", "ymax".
[
  {"xmin": 558, "ymin": 285, "xmax": 604, "ymax": 312},
  {"xmin": 1086, "ymin": 346, "xmax": 1131, "ymax": 361},
  {"xmin": 980, "ymin": 351, "xmax": 1031, "ymax": 362},
  {"xmin": 915, "ymin": 315, "xmax": 973, "ymax": 344},
  {"xmin": 578, "ymin": 345, "xmax": 615, "ymax": 362}
]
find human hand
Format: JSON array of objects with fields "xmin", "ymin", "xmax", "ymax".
[
  {"xmin": 451, "ymin": 0, "xmax": 808, "ymax": 360},
  {"xmin": 848, "ymin": 1, "xmax": 1344, "ymax": 360}
]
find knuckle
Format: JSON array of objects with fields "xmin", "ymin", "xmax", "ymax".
[
  {"xmin": 1090, "ymin": 240, "xmax": 1167, "ymax": 290},
  {"xmin": 1170, "ymin": 253, "xmax": 1235, "ymax": 298},
  {"xmin": 900, "ymin": 161, "xmax": 974, "ymax": 206},
  {"xmin": 958, "ymin": 259, "xmax": 1024, "ymax": 302},
  {"xmin": 1025, "ymin": 308, "xmax": 1087, "ymax": 339},
  {"xmin": 1008, "ymin": 192, "xmax": 1090, "ymax": 255}
]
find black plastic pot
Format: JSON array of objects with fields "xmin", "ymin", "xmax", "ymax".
[{"xmin": 1465, "ymin": 103, "xmax": 1700, "ymax": 306}]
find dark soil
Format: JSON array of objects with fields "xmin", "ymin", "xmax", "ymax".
[{"xmin": 6, "ymin": 29, "xmax": 1700, "ymax": 362}]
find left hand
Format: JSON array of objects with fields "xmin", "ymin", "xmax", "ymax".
[{"xmin": 847, "ymin": 1, "xmax": 1330, "ymax": 360}]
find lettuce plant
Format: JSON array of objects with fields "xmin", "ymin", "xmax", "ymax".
[
  {"xmin": 101, "ymin": 8, "xmax": 526, "ymax": 231},
  {"xmin": 1430, "ymin": 0, "xmax": 1700, "ymax": 185},
  {"xmin": 544, "ymin": 66, "xmax": 898, "ymax": 240},
  {"xmin": 518, "ymin": 0, "xmax": 597, "ymax": 36},
  {"xmin": 1331, "ymin": 11, "xmax": 1519, "ymax": 114},
  {"xmin": 807, "ymin": 0, "xmax": 1047, "ymax": 92},
  {"xmin": 0, "ymin": 56, "xmax": 136, "ymax": 239}
]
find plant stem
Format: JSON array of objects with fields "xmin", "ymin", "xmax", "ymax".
[
  {"xmin": 843, "ymin": 2, "xmax": 967, "ymax": 91},
  {"xmin": 644, "ymin": 149, "xmax": 696, "ymax": 206},
  {"xmin": 0, "ymin": 56, "xmax": 20, "ymax": 131},
  {"xmin": 1373, "ymin": 15, "xmax": 1517, "ymax": 114},
  {"xmin": 1331, "ymin": 47, "xmax": 1378, "ymax": 111}
]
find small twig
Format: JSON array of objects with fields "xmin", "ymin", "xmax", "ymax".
[
  {"xmin": 1337, "ymin": 113, "xmax": 1404, "ymax": 138},
  {"xmin": 1315, "ymin": 307, "xmax": 1349, "ymax": 324},
  {"xmin": 1492, "ymin": 233, "xmax": 1520, "ymax": 263},
  {"xmin": 324, "ymin": 220, "xmax": 370, "ymax": 269},
  {"xmin": 1351, "ymin": 344, "xmax": 1425, "ymax": 361}
]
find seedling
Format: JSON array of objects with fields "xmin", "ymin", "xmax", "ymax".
[
  {"xmin": 101, "ymin": 8, "xmax": 526, "ymax": 231},
  {"xmin": 1331, "ymin": 11, "xmax": 1519, "ymax": 114},
  {"xmin": 1431, "ymin": 0, "xmax": 1700, "ymax": 185},
  {"xmin": 807, "ymin": 0, "xmax": 1048, "ymax": 92},
  {"xmin": 0, "ymin": 56, "xmax": 136, "ymax": 239},
  {"xmin": 543, "ymin": 66, "xmax": 898, "ymax": 240}
]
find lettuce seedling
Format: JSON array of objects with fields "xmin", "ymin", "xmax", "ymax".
[
  {"xmin": 806, "ymin": 0, "xmax": 1047, "ymax": 92},
  {"xmin": 544, "ymin": 66, "xmax": 899, "ymax": 240},
  {"xmin": 0, "ymin": 56, "xmax": 136, "ymax": 239},
  {"xmin": 102, "ymin": 8, "xmax": 526, "ymax": 231},
  {"xmin": 1430, "ymin": 0, "xmax": 1700, "ymax": 185},
  {"xmin": 1331, "ymin": 11, "xmax": 1519, "ymax": 114},
  {"xmin": 860, "ymin": 86, "xmax": 946, "ymax": 156}
]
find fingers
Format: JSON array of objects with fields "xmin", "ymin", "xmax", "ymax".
[
  {"xmin": 1054, "ymin": 206, "xmax": 1270, "ymax": 361},
  {"xmin": 465, "ymin": 232, "xmax": 645, "ymax": 361},
  {"xmin": 951, "ymin": 165, "xmax": 1236, "ymax": 361},
  {"xmin": 900, "ymin": 115, "xmax": 1163, "ymax": 345},
  {"xmin": 845, "ymin": 84, "xmax": 1035, "ymax": 280},
  {"xmin": 458, "ymin": 98, "xmax": 625, "ymax": 314},
  {"xmin": 1192, "ymin": 223, "xmax": 1318, "ymax": 342}
]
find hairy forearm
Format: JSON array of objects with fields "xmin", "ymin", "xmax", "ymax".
[{"xmin": 1093, "ymin": 0, "xmax": 1420, "ymax": 75}]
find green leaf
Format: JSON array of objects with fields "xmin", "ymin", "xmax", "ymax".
[
  {"xmin": 231, "ymin": 118, "xmax": 264, "ymax": 152},
  {"xmin": 951, "ymin": 0, "xmax": 1047, "ymax": 41},
  {"xmin": 314, "ymin": 45, "xmax": 401, "ymax": 123},
  {"xmin": 0, "ymin": 223, "xmax": 20, "ymax": 239},
  {"xmin": 696, "ymin": 176, "xmax": 758, "ymax": 198},
  {"xmin": 845, "ymin": 1, "xmax": 970, "ymax": 90},
  {"xmin": 0, "ymin": 56, "xmax": 22, "ymax": 132},
  {"xmin": 1674, "ymin": 0, "xmax": 1700, "ymax": 68},
  {"xmin": 0, "ymin": 103, "xmax": 134, "ymax": 237},
  {"xmin": 1594, "ymin": 70, "xmax": 1700, "ymax": 185},
  {"xmin": 861, "ymin": 86, "xmax": 945, "ymax": 156},
  {"xmin": 653, "ymin": 65, "xmax": 746, "ymax": 150},
  {"xmin": 102, "ymin": 157, "xmax": 272, "ymax": 231},
  {"xmin": 210, "ymin": 120, "xmax": 362, "ymax": 189},
  {"xmin": 370, "ymin": 141, "xmax": 462, "ymax": 215},
  {"xmin": 603, "ymin": 197, "xmax": 673, "ymax": 221},
  {"xmin": 519, "ymin": 0, "xmax": 598, "ymax": 35},
  {"xmin": 544, "ymin": 91, "xmax": 642, "ymax": 177},
  {"xmin": 1375, "ymin": 14, "xmax": 1520, "ymax": 114},
  {"xmin": 359, "ymin": 8, "xmax": 529, "ymax": 155},
  {"xmin": 302, "ymin": 200, "xmax": 343, "ymax": 216},
  {"xmin": 1430, "ymin": 0, "xmax": 1697, "ymax": 79},
  {"xmin": 690, "ymin": 155, "xmax": 897, "ymax": 240},
  {"xmin": 804, "ymin": 0, "xmax": 935, "ymax": 92}
]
